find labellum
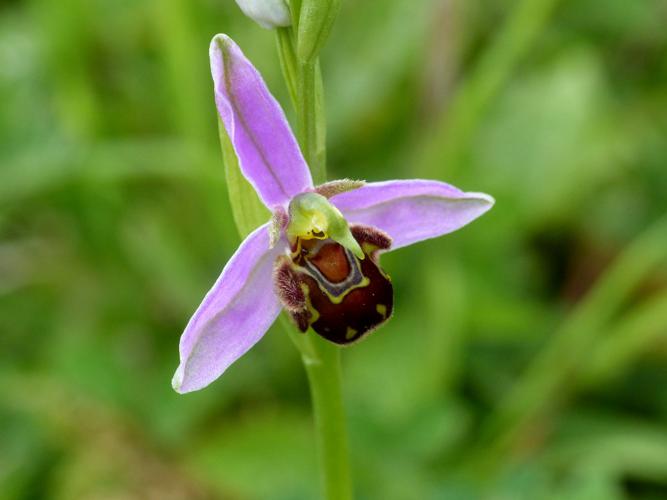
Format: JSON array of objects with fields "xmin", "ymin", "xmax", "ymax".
[{"xmin": 274, "ymin": 225, "xmax": 393, "ymax": 344}]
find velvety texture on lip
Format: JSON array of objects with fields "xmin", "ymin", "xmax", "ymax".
[
  {"xmin": 330, "ymin": 179, "xmax": 494, "ymax": 251},
  {"xmin": 210, "ymin": 34, "xmax": 313, "ymax": 209}
]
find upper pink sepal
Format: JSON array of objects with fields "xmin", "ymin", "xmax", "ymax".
[{"xmin": 210, "ymin": 34, "xmax": 313, "ymax": 209}]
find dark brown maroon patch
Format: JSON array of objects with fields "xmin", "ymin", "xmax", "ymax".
[
  {"xmin": 306, "ymin": 242, "xmax": 350, "ymax": 283},
  {"xmin": 273, "ymin": 224, "xmax": 394, "ymax": 344},
  {"xmin": 305, "ymin": 253, "xmax": 393, "ymax": 344}
]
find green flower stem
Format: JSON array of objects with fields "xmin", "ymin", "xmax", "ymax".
[
  {"xmin": 276, "ymin": 27, "xmax": 353, "ymax": 500},
  {"xmin": 301, "ymin": 339, "xmax": 352, "ymax": 500},
  {"xmin": 278, "ymin": 25, "xmax": 326, "ymax": 185},
  {"xmin": 296, "ymin": 59, "xmax": 324, "ymax": 184},
  {"xmin": 295, "ymin": 64, "xmax": 353, "ymax": 500},
  {"xmin": 285, "ymin": 325, "xmax": 353, "ymax": 500}
]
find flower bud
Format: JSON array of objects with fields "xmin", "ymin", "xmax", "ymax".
[{"xmin": 235, "ymin": 0, "xmax": 291, "ymax": 29}]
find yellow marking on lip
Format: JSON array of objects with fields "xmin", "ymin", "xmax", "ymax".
[
  {"xmin": 326, "ymin": 276, "xmax": 369, "ymax": 304},
  {"xmin": 376, "ymin": 304, "xmax": 387, "ymax": 318},
  {"xmin": 301, "ymin": 283, "xmax": 320, "ymax": 326},
  {"xmin": 345, "ymin": 327, "xmax": 358, "ymax": 340}
]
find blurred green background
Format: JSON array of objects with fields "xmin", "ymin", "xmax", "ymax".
[{"xmin": 2, "ymin": 0, "xmax": 667, "ymax": 498}]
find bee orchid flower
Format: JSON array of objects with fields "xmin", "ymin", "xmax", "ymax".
[{"xmin": 172, "ymin": 34, "xmax": 494, "ymax": 393}]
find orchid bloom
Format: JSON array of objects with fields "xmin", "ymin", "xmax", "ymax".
[{"xmin": 172, "ymin": 34, "xmax": 494, "ymax": 393}]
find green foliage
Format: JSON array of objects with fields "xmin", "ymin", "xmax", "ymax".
[{"xmin": 1, "ymin": 0, "xmax": 667, "ymax": 499}]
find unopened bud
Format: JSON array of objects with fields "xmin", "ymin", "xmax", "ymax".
[{"xmin": 235, "ymin": 0, "xmax": 291, "ymax": 29}]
